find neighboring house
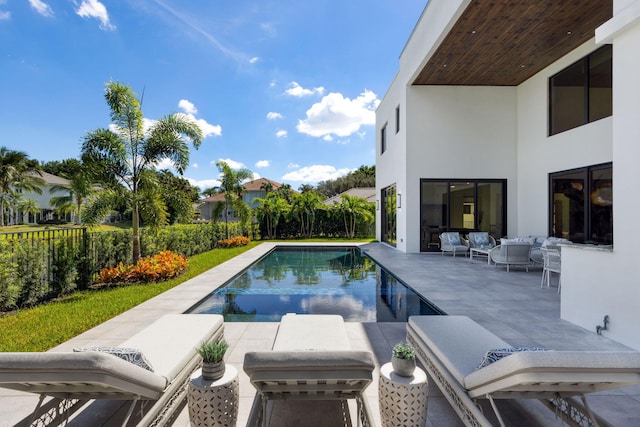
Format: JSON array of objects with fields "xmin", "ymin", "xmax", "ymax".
[
  {"xmin": 11, "ymin": 171, "xmax": 72, "ymax": 224},
  {"xmin": 198, "ymin": 178, "xmax": 284, "ymax": 222},
  {"xmin": 322, "ymin": 187, "xmax": 376, "ymax": 206},
  {"xmin": 375, "ymin": 0, "xmax": 640, "ymax": 349}
]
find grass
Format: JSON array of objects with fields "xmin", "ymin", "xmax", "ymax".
[{"xmin": 0, "ymin": 241, "xmax": 261, "ymax": 352}]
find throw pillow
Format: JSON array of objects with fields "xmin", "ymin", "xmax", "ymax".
[
  {"xmin": 447, "ymin": 233, "xmax": 461, "ymax": 245},
  {"xmin": 74, "ymin": 346, "xmax": 154, "ymax": 372},
  {"xmin": 477, "ymin": 347, "xmax": 550, "ymax": 369}
]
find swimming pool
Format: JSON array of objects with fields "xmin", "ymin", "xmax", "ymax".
[{"xmin": 187, "ymin": 246, "xmax": 443, "ymax": 322}]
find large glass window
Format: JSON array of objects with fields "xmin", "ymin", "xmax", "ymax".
[
  {"xmin": 549, "ymin": 45, "xmax": 612, "ymax": 135},
  {"xmin": 380, "ymin": 124, "xmax": 387, "ymax": 154},
  {"xmin": 550, "ymin": 163, "xmax": 612, "ymax": 244},
  {"xmin": 381, "ymin": 185, "xmax": 396, "ymax": 246},
  {"xmin": 420, "ymin": 179, "xmax": 506, "ymax": 252}
]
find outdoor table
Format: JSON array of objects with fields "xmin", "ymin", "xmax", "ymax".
[
  {"xmin": 188, "ymin": 365, "xmax": 239, "ymax": 427},
  {"xmin": 379, "ymin": 362, "xmax": 428, "ymax": 427}
]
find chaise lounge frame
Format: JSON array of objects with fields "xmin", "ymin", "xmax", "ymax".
[
  {"xmin": 406, "ymin": 315, "xmax": 640, "ymax": 427},
  {"xmin": 0, "ymin": 314, "xmax": 224, "ymax": 427},
  {"xmin": 244, "ymin": 314, "xmax": 375, "ymax": 427}
]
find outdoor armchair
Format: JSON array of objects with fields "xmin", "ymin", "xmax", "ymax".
[{"xmin": 439, "ymin": 232, "xmax": 469, "ymax": 257}]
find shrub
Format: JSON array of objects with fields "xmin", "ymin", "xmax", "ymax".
[
  {"xmin": 97, "ymin": 250, "xmax": 188, "ymax": 284},
  {"xmin": 0, "ymin": 240, "xmax": 18, "ymax": 310},
  {"xmin": 217, "ymin": 236, "xmax": 250, "ymax": 248}
]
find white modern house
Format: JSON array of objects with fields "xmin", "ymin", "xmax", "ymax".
[{"xmin": 376, "ymin": 0, "xmax": 640, "ymax": 349}]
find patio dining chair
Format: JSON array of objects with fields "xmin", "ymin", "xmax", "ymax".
[{"xmin": 541, "ymin": 247, "xmax": 561, "ymax": 292}]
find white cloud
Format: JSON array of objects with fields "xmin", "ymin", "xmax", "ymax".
[
  {"xmin": 75, "ymin": 0, "xmax": 115, "ymax": 30},
  {"xmin": 281, "ymin": 165, "xmax": 351, "ymax": 183},
  {"xmin": 255, "ymin": 160, "xmax": 270, "ymax": 168},
  {"xmin": 275, "ymin": 130, "xmax": 287, "ymax": 138},
  {"xmin": 154, "ymin": 157, "xmax": 175, "ymax": 170},
  {"xmin": 192, "ymin": 163, "xmax": 198, "ymax": 168},
  {"xmin": 266, "ymin": 112, "xmax": 282, "ymax": 120},
  {"xmin": 251, "ymin": 172, "xmax": 261, "ymax": 180},
  {"xmin": 29, "ymin": 0, "xmax": 53, "ymax": 17},
  {"xmin": 186, "ymin": 178, "xmax": 221, "ymax": 191},
  {"xmin": 249, "ymin": 57, "xmax": 259, "ymax": 64},
  {"xmin": 296, "ymin": 90, "xmax": 380, "ymax": 138},
  {"xmin": 323, "ymin": 135, "xmax": 333, "ymax": 141},
  {"xmin": 287, "ymin": 163, "xmax": 299, "ymax": 169},
  {"xmin": 0, "ymin": 10, "xmax": 10, "ymax": 20},
  {"xmin": 178, "ymin": 99, "xmax": 197, "ymax": 114},
  {"xmin": 285, "ymin": 82, "xmax": 325, "ymax": 98},
  {"xmin": 175, "ymin": 112, "xmax": 222, "ymax": 138},
  {"xmin": 214, "ymin": 158, "xmax": 245, "ymax": 169}
]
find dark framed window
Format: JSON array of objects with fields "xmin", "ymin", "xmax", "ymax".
[
  {"xmin": 381, "ymin": 184, "xmax": 397, "ymax": 246},
  {"xmin": 549, "ymin": 163, "xmax": 612, "ymax": 244},
  {"xmin": 395, "ymin": 106, "xmax": 400, "ymax": 133},
  {"xmin": 380, "ymin": 124, "xmax": 387, "ymax": 154},
  {"xmin": 419, "ymin": 179, "xmax": 507, "ymax": 252},
  {"xmin": 549, "ymin": 44, "xmax": 612, "ymax": 136}
]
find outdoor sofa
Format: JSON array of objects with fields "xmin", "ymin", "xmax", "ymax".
[
  {"xmin": 244, "ymin": 314, "xmax": 375, "ymax": 427},
  {"xmin": 406, "ymin": 315, "xmax": 640, "ymax": 427},
  {"xmin": 0, "ymin": 313, "xmax": 224, "ymax": 427}
]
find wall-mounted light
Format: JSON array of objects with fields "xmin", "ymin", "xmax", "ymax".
[
  {"xmin": 397, "ymin": 194, "xmax": 402, "ymax": 209},
  {"xmin": 376, "ymin": 200, "xmax": 380, "ymax": 211}
]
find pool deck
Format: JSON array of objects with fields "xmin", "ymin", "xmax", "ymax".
[{"xmin": 2, "ymin": 241, "xmax": 639, "ymax": 426}]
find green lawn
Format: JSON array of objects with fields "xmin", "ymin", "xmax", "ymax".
[{"xmin": 0, "ymin": 242, "xmax": 260, "ymax": 352}]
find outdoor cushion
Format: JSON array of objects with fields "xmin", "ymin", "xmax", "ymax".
[
  {"xmin": 74, "ymin": 346, "xmax": 154, "ymax": 372},
  {"xmin": 477, "ymin": 347, "xmax": 550, "ymax": 369}
]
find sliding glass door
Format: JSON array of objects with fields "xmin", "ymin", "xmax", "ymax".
[
  {"xmin": 381, "ymin": 185, "xmax": 397, "ymax": 247},
  {"xmin": 420, "ymin": 179, "xmax": 506, "ymax": 252}
]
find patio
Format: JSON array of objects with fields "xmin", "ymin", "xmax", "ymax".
[{"xmin": 1, "ymin": 241, "xmax": 639, "ymax": 426}]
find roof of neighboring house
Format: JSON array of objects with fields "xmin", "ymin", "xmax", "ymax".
[
  {"xmin": 200, "ymin": 177, "xmax": 285, "ymax": 203},
  {"xmin": 323, "ymin": 187, "xmax": 376, "ymax": 205},
  {"xmin": 27, "ymin": 171, "xmax": 69, "ymax": 186}
]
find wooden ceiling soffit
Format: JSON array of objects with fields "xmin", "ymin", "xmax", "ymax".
[{"xmin": 413, "ymin": 0, "xmax": 612, "ymax": 86}]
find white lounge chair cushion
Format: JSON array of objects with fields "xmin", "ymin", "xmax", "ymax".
[
  {"xmin": 408, "ymin": 316, "xmax": 509, "ymax": 384},
  {"xmin": 464, "ymin": 350, "xmax": 640, "ymax": 393},
  {"xmin": 74, "ymin": 346, "xmax": 154, "ymax": 372},
  {"xmin": 120, "ymin": 313, "xmax": 224, "ymax": 383},
  {"xmin": 273, "ymin": 314, "xmax": 350, "ymax": 351}
]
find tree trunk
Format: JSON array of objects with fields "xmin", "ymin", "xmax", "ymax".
[{"xmin": 132, "ymin": 203, "xmax": 141, "ymax": 263}]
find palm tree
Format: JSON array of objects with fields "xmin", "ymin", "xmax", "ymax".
[
  {"xmin": 0, "ymin": 147, "xmax": 45, "ymax": 226},
  {"xmin": 215, "ymin": 160, "xmax": 253, "ymax": 239},
  {"xmin": 16, "ymin": 197, "xmax": 41, "ymax": 224},
  {"xmin": 81, "ymin": 80, "xmax": 203, "ymax": 262},
  {"xmin": 49, "ymin": 169, "xmax": 96, "ymax": 224},
  {"xmin": 260, "ymin": 180, "xmax": 273, "ymax": 194},
  {"xmin": 290, "ymin": 190, "xmax": 324, "ymax": 238},
  {"xmin": 332, "ymin": 194, "xmax": 375, "ymax": 238},
  {"xmin": 254, "ymin": 192, "xmax": 289, "ymax": 239}
]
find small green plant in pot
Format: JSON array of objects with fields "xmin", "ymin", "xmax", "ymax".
[
  {"xmin": 391, "ymin": 342, "xmax": 416, "ymax": 377},
  {"xmin": 196, "ymin": 339, "xmax": 229, "ymax": 381}
]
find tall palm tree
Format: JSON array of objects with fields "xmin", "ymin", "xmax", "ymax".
[
  {"xmin": 0, "ymin": 147, "xmax": 45, "ymax": 226},
  {"xmin": 215, "ymin": 160, "xmax": 253, "ymax": 239},
  {"xmin": 81, "ymin": 80, "xmax": 203, "ymax": 262},
  {"xmin": 49, "ymin": 169, "xmax": 96, "ymax": 224},
  {"xmin": 290, "ymin": 190, "xmax": 324, "ymax": 238}
]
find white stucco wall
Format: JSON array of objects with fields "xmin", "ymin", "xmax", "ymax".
[
  {"xmin": 516, "ymin": 39, "xmax": 613, "ymax": 238},
  {"xmin": 402, "ymin": 86, "xmax": 518, "ymax": 252},
  {"xmin": 561, "ymin": 0, "xmax": 640, "ymax": 350}
]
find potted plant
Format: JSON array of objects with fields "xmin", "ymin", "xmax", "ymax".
[
  {"xmin": 391, "ymin": 342, "xmax": 416, "ymax": 377},
  {"xmin": 196, "ymin": 339, "xmax": 229, "ymax": 381}
]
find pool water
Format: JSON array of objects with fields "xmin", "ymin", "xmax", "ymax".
[{"xmin": 188, "ymin": 246, "xmax": 443, "ymax": 322}]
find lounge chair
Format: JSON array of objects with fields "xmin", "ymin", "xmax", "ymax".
[
  {"xmin": 0, "ymin": 313, "xmax": 224, "ymax": 427},
  {"xmin": 244, "ymin": 314, "xmax": 375, "ymax": 427},
  {"xmin": 439, "ymin": 232, "xmax": 469, "ymax": 257},
  {"xmin": 467, "ymin": 232, "xmax": 496, "ymax": 249},
  {"xmin": 406, "ymin": 315, "xmax": 640, "ymax": 427},
  {"xmin": 489, "ymin": 241, "xmax": 532, "ymax": 272}
]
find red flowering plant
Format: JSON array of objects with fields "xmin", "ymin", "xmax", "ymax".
[
  {"xmin": 217, "ymin": 236, "xmax": 250, "ymax": 248},
  {"xmin": 97, "ymin": 250, "xmax": 188, "ymax": 285}
]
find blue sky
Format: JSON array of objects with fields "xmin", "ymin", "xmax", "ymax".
[{"xmin": 0, "ymin": 0, "xmax": 424, "ymax": 191}]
